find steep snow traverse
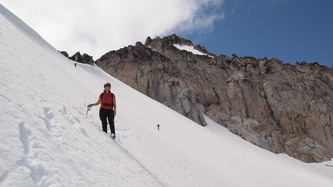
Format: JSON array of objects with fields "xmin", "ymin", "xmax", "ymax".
[{"xmin": 0, "ymin": 4, "xmax": 332, "ymax": 187}]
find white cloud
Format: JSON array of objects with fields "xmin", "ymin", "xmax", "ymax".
[{"xmin": 1, "ymin": 0, "xmax": 224, "ymax": 58}]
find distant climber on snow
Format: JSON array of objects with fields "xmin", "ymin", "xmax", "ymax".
[{"xmin": 88, "ymin": 82, "xmax": 117, "ymax": 139}]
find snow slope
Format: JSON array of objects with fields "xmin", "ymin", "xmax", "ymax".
[{"xmin": 1, "ymin": 4, "xmax": 333, "ymax": 187}]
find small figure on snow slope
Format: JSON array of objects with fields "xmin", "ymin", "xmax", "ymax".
[{"xmin": 88, "ymin": 82, "xmax": 117, "ymax": 139}]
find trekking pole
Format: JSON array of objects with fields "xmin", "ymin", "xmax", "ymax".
[{"xmin": 86, "ymin": 106, "xmax": 91, "ymax": 116}]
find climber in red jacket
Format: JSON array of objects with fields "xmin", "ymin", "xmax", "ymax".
[{"xmin": 88, "ymin": 82, "xmax": 117, "ymax": 139}]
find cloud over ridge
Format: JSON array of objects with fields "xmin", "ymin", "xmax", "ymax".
[{"xmin": 2, "ymin": 0, "xmax": 224, "ymax": 58}]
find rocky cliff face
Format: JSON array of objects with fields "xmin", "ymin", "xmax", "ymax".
[{"xmin": 95, "ymin": 34, "xmax": 333, "ymax": 163}]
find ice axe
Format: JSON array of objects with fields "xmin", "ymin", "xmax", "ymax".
[{"xmin": 86, "ymin": 106, "xmax": 91, "ymax": 116}]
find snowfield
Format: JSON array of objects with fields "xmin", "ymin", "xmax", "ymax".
[
  {"xmin": 173, "ymin": 44, "xmax": 213, "ymax": 57},
  {"xmin": 0, "ymin": 4, "xmax": 333, "ymax": 187}
]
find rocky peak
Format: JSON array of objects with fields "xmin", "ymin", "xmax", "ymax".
[
  {"xmin": 144, "ymin": 34, "xmax": 213, "ymax": 62},
  {"xmin": 145, "ymin": 34, "xmax": 193, "ymax": 47}
]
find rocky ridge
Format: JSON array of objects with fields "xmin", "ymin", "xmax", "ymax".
[
  {"xmin": 95, "ymin": 34, "xmax": 333, "ymax": 163},
  {"xmin": 60, "ymin": 51, "xmax": 94, "ymax": 65}
]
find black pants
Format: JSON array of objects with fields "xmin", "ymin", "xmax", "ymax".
[{"xmin": 99, "ymin": 108, "xmax": 115, "ymax": 134}]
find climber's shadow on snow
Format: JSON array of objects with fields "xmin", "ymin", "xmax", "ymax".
[{"xmin": 112, "ymin": 141, "xmax": 166, "ymax": 187}]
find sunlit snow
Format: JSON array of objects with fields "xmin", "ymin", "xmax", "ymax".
[{"xmin": 0, "ymin": 4, "xmax": 332, "ymax": 187}]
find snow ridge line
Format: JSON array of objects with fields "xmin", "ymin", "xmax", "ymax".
[
  {"xmin": 113, "ymin": 141, "xmax": 167, "ymax": 187},
  {"xmin": 115, "ymin": 141, "xmax": 167, "ymax": 186},
  {"xmin": 0, "ymin": 171, "xmax": 9, "ymax": 185}
]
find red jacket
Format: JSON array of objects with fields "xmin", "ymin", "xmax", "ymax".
[{"xmin": 99, "ymin": 92, "xmax": 115, "ymax": 110}]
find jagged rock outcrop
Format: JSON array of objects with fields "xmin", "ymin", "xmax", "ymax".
[
  {"xmin": 59, "ymin": 51, "xmax": 69, "ymax": 58},
  {"xmin": 59, "ymin": 51, "xmax": 94, "ymax": 64},
  {"xmin": 69, "ymin": 51, "xmax": 94, "ymax": 64},
  {"xmin": 71, "ymin": 52, "xmax": 94, "ymax": 64},
  {"xmin": 95, "ymin": 34, "xmax": 333, "ymax": 163}
]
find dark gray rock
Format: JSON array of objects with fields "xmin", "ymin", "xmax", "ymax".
[
  {"xmin": 70, "ymin": 51, "xmax": 94, "ymax": 65},
  {"xmin": 60, "ymin": 51, "xmax": 69, "ymax": 58}
]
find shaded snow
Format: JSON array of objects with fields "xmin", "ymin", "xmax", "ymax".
[{"xmin": 1, "ymin": 4, "xmax": 333, "ymax": 187}]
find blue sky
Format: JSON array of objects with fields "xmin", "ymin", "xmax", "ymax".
[
  {"xmin": 1, "ymin": 0, "xmax": 332, "ymax": 67},
  {"xmin": 184, "ymin": 0, "xmax": 333, "ymax": 67}
]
